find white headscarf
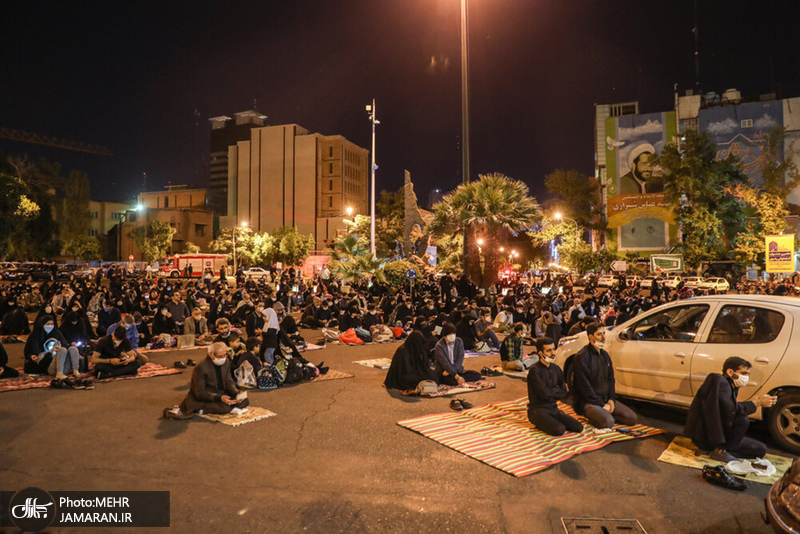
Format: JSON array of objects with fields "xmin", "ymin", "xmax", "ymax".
[{"xmin": 264, "ymin": 307, "xmax": 280, "ymax": 331}]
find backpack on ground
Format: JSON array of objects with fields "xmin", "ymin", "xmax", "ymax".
[
  {"xmin": 338, "ymin": 328, "xmax": 364, "ymax": 345},
  {"xmin": 234, "ymin": 360, "xmax": 257, "ymax": 389},
  {"xmin": 354, "ymin": 326, "xmax": 372, "ymax": 343},
  {"xmin": 369, "ymin": 324, "xmax": 394, "ymax": 343}
]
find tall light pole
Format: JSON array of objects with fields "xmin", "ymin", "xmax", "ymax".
[
  {"xmin": 366, "ymin": 99, "xmax": 379, "ymax": 257},
  {"xmin": 232, "ymin": 221, "xmax": 248, "ymax": 275},
  {"xmin": 460, "ymin": 0, "xmax": 470, "ymax": 185}
]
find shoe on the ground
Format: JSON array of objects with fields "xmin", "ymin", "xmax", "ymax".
[
  {"xmin": 82, "ymin": 379, "xmax": 95, "ymax": 390},
  {"xmin": 162, "ymin": 406, "xmax": 193, "ymax": 420},
  {"xmin": 71, "ymin": 379, "xmax": 86, "ymax": 390},
  {"xmin": 186, "ymin": 359, "xmax": 196, "ymax": 366},
  {"xmin": 49, "ymin": 379, "xmax": 73, "ymax": 389},
  {"xmin": 459, "ymin": 398, "xmax": 473, "ymax": 409},
  {"xmin": 174, "ymin": 361, "xmax": 187, "ymax": 369},
  {"xmin": 450, "ymin": 399, "xmax": 464, "ymax": 411},
  {"xmin": 710, "ymin": 449, "xmax": 740, "ymax": 463},
  {"xmin": 481, "ymin": 366, "xmax": 502, "ymax": 377},
  {"xmin": 702, "ymin": 465, "xmax": 746, "ymax": 491}
]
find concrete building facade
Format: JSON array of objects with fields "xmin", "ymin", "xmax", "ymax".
[{"xmin": 226, "ymin": 123, "xmax": 368, "ymax": 249}]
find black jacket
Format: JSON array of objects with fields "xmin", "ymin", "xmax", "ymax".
[
  {"xmin": 572, "ymin": 343, "xmax": 615, "ymax": 415},
  {"xmin": 527, "ymin": 361, "xmax": 568, "ymax": 411},
  {"xmin": 684, "ymin": 373, "xmax": 757, "ymax": 450}
]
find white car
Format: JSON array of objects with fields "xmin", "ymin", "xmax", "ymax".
[
  {"xmin": 555, "ymin": 295, "xmax": 800, "ymax": 454},
  {"xmin": 640, "ymin": 275, "xmax": 663, "ymax": 289},
  {"xmin": 597, "ymin": 275, "xmax": 621, "ymax": 287},
  {"xmin": 683, "ymin": 276, "xmax": 705, "ymax": 288},
  {"xmin": 626, "ymin": 275, "xmax": 643, "ymax": 288},
  {"xmin": 242, "ymin": 267, "xmax": 272, "ymax": 281},
  {"xmin": 697, "ymin": 277, "xmax": 730, "ymax": 293},
  {"xmin": 662, "ymin": 276, "xmax": 683, "ymax": 289}
]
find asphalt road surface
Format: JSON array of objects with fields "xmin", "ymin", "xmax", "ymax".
[{"xmin": 0, "ymin": 330, "xmax": 789, "ymax": 533}]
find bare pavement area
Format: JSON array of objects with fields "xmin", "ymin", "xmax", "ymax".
[{"xmin": 1, "ymin": 331, "xmax": 789, "ymax": 534}]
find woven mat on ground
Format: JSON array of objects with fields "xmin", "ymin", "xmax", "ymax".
[
  {"xmin": 657, "ymin": 435, "xmax": 792, "ymax": 485},
  {"xmin": 489, "ymin": 365, "xmax": 528, "ymax": 379},
  {"xmin": 421, "ymin": 379, "xmax": 496, "ymax": 398},
  {"xmin": 0, "ymin": 363, "xmax": 182, "ymax": 393},
  {"xmin": 199, "ymin": 406, "xmax": 277, "ymax": 427},
  {"xmin": 298, "ymin": 343, "xmax": 325, "ymax": 352},
  {"xmin": 353, "ymin": 358, "xmax": 393, "ymax": 369},
  {"xmin": 312, "ymin": 369, "xmax": 354, "ymax": 382},
  {"xmin": 398, "ymin": 397, "xmax": 664, "ymax": 477},
  {"xmin": 464, "ymin": 350, "xmax": 499, "ymax": 359}
]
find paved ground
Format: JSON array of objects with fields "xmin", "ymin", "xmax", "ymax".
[{"xmin": 0, "ymin": 330, "xmax": 790, "ymax": 533}]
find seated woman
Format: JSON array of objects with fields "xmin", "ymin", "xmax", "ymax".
[
  {"xmin": 0, "ymin": 297, "xmax": 30, "ymax": 335},
  {"xmin": 23, "ymin": 315, "xmax": 82, "ymax": 383},
  {"xmin": 152, "ymin": 305, "xmax": 177, "ymax": 336},
  {"xmin": 163, "ymin": 342, "xmax": 250, "ymax": 419},
  {"xmin": 0, "ymin": 341, "xmax": 20, "ymax": 379},
  {"xmin": 384, "ymin": 331, "xmax": 437, "ymax": 391},
  {"xmin": 60, "ymin": 309, "xmax": 92, "ymax": 348}
]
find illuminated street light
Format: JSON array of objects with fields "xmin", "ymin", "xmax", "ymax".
[
  {"xmin": 346, "ymin": 206, "xmax": 353, "ymax": 216},
  {"xmin": 477, "ymin": 238, "xmax": 484, "ymax": 246}
]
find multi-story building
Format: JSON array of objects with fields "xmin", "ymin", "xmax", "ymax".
[
  {"xmin": 115, "ymin": 186, "xmax": 213, "ymax": 261},
  {"xmin": 225, "ymin": 123, "xmax": 369, "ymax": 249},
  {"xmin": 595, "ymin": 92, "xmax": 800, "ymax": 256},
  {"xmin": 208, "ymin": 110, "xmax": 267, "ymax": 216}
]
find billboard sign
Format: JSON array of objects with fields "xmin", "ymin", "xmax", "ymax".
[
  {"xmin": 650, "ymin": 254, "xmax": 684, "ymax": 273},
  {"xmin": 765, "ymin": 234, "xmax": 795, "ymax": 273},
  {"xmin": 605, "ymin": 111, "xmax": 676, "ymax": 251}
]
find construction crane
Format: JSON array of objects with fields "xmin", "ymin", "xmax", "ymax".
[{"xmin": 0, "ymin": 127, "xmax": 113, "ymax": 157}]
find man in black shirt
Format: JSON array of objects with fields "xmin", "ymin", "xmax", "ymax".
[
  {"xmin": 92, "ymin": 327, "xmax": 140, "ymax": 379},
  {"xmin": 527, "ymin": 336, "xmax": 583, "ymax": 436}
]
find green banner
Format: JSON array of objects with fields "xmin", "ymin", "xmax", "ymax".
[{"xmin": 650, "ymin": 254, "xmax": 684, "ymax": 272}]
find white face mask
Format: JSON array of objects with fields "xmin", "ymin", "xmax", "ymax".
[
  {"xmin": 212, "ymin": 356, "xmax": 227, "ymax": 366},
  {"xmin": 594, "ymin": 341, "xmax": 605, "ymax": 350},
  {"xmin": 543, "ymin": 356, "xmax": 555, "ymax": 364},
  {"xmin": 446, "ymin": 334, "xmax": 456, "ymax": 344},
  {"xmin": 43, "ymin": 325, "xmax": 54, "ymax": 333},
  {"xmin": 732, "ymin": 373, "xmax": 749, "ymax": 388}
]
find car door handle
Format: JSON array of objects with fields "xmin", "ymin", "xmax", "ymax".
[
  {"xmin": 754, "ymin": 356, "xmax": 770, "ymax": 364},
  {"xmin": 674, "ymin": 352, "xmax": 686, "ymax": 360}
]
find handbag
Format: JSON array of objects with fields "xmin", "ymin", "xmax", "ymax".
[{"xmin": 256, "ymin": 366, "xmax": 280, "ymax": 390}]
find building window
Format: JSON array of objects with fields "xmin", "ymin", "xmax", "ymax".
[
  {"xmin": 329, "ymin": 179, "xmax": 333, "ymax": 191},
  {"xmin": 328, "ymin": 196, "xmax": 333, "ymax": 208},
  {"xmin": 329, "ymin": 146, "xmax": 333, "ymax": 157},
  {"xmin": 741, "ymin": 119, "xmax": 753, "ymax": 128},
  {"xmin": 90, "ymin": 211, "xmax": 98, "ymax": 218},
  {"xmin": 164, "ymin": 196, "xmax": 169, "ymax": 208},
  {"xmin": 329, "ymin": 163, "xmax": 333, "ymax": 174},
  {"xmin": 195, "ymin": 224, "xmax": 206, "ymax": 237},
  {"xmin": 128, "ymin": 212, "xmax": 138, "ymax": 223},
  {"xmin": 111, "ymin": 212, "xmax": 123, "ymax": 220}
]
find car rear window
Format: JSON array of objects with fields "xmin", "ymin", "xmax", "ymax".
[{"xmin": 707, "ymin": 305, "xmax": 785, "ymax": 344}]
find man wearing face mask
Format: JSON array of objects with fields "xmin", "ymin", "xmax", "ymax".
[
  {"xmin": 527, "ymin": 336, "xmax": 583, "ymax": 436},
  {"xmin": 433, "ymin": 323, "xmax": 482, "ymax": 386},
  {"xmin": 96, "ymin": 299, "xmax": 122, "ymax": 337},
  {"xmin": 500, "ymin": 323, "xmax": 536, "ymax": 371},
  {"xmin": 684, "ymin": 357, "xmax": 776, "ymax": 462},
  {"xmin": 572, "ymin": 322, "xmax": 638, "ymax": 428},
  {"xmin": 92, "ymin": 326, "xmax": 141, "ymax": 379},
  {"xmin": 164, "ymin": 342, "xmax": 249, "ymax": 420}
]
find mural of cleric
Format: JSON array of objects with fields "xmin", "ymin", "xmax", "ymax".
[{"xmin": 619, "ymin": 143, "xmax": 664, "ymax": 195}]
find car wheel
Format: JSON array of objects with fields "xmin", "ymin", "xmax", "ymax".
[
  {"xmin": 564, "ymin": 358, "xmax": 575, "ymax": 392},
  {"xmin": 170, "ymin": 271, "xmax": 180, "ymax": 278},
  {"xmin": 767, "ymin": 392, "xmax": 800, "ymax": 455}
]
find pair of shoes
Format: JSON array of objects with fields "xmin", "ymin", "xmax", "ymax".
[
  {"xmin": 49, "ymin": 379, "xmax": 73, "ymax": 389},
  {"xmin": 702, "ymin": 465, "xmax": 746, "ymax": 491},
  {"xmin": 71, "ymin": 379, "xmax": 86, "ymax": 390},
  {"xmin": 458, "ymin": 398, "xmax": 473, "ymax": 409},
  {"xmin": 174, "ymin": 361, "xmax": 187, "ymax": 369},
  {"xmin": 186, "ymin": 359, "xmax": 197, "ymax": 366},
  {"xmin": 481, "ymin": 366, "xmax": 502, "ymax": 377},
  {"xmin": 162, "ymin": 406, "xmax": 193, "ymax": 420},
  {"xmin": 82, "ymin": 379, "xmax": 95, "ymax": 390},
  {"xmin": 710, "ymin": 449, "xmax": 740, "ymax": 463},
  {"xmin": 450, "ymin": 399, "xmax": 464, "ymax": 411}
]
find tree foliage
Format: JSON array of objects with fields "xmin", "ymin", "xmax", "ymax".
[
  {"xmin": 0, "ymin": 172, "xmax": 40, "ymax": 258},
  {"xmin": 381, "ymin": 260, "xmax": 416, "ymax": 287},
  {"xmin": 327, "ymin": 234, "xmax": 385, "ymax": 283},
  {"xmin": 183, "ymin": 242, "xmax": 201, "ymax": 254},
  {"xmin": 544, "ymin": 169, "xmax": 604, "ymax": 230},
  {"xmin": 64, "ymin": 235, "xmax": 102, "ymax": 261},
  {"xmin": 130, "ymin": 221, "xmax": 176, "ymax": 264},
  {"xmin": 271, "ymin": 226, "xmax": 315, "ymax": 266},
  {"xmin": 208, "ymin": 226, "xmax": 314, "ymax": 267},
  {"xmin": 428, "ymin": 173, "xmax": 539, "ymax": 286}
]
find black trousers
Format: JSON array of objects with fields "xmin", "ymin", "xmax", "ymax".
[
  {"xmin": 528, "ymin": 407, "xmax": 583, "ymax": 436},
  {"xmin": 94, "ymin": 361, "xmax": 140, "ymax": 378},
  {"xmin": 438, "ymin": 369, "xmax": 482, "ymax": 386},
  {"xmin": 694, "ymin": 417, "xmax": 767, "ymax": 459}
]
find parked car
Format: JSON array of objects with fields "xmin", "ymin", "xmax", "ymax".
[
  {"xmin": 640, "ymin": 275, "xmax": 663, "ymax": 289},
  {"xmin": 241, "ymin": 267, "xmax": 272, "ymax": 281},
  {"xmin": 597, "ymin": 274, "xmax": 622, "ymax": 288},
  {"xmin": 57, "ymin": 263, "xmax": 93, "ymax": 281},
  {"xmin": 626, "ymin": 275, "xmax": 643, "ymax": 288},
  {"xmin": 697, "ymin": 277, "xmax": 730, "ymax": 293},
  {"xmin": 683, "ymin": 276, "xmax": 705, "ymax": 289},
  {"xmin": 555, "ymin": 295, "xmax": 800, "ymax": 454},
  {"xmin": 663, "ymin": 275, "xmax": 683, "ymax": 289}
]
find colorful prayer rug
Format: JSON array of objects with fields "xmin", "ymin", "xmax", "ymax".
[
  {"xmin": 0, "ymin": 363, "xmax": 182, "ymax": 393},
  {"xmin": 421, "ymin": 379, "xmax": 497, "ymax": 398},
  {"xmin": 398, "ymin": 397, "xmax": 665, "ymax": 477},
  {"xmin": 657, "ymin": 436, "xmax": 792, "ymax": 485},
  {"xmin": 199, "ymin": 406, "xmax": 277, "ymax": 427}
]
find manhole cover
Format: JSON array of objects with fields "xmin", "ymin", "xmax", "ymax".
[{"xmin": 561, "ymin": 517, "xmax": 648, "ymax": 534}]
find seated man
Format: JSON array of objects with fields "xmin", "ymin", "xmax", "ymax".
[
  {"xmin": 684, "ymin": 356, "xmax": 776, "ymax": 462},
  {"xmin": 184, "ymin": 307, "xmax": 213, "ymax": 343},
  {"xmin": 433, "ymin": 323, "xmax": 482, "ymax": 386},
  {"xmin": 213, "ymin": 318, "xmax": 234, "ymax": 345},
  {"xmin": 527, "ymin": 336, "xmax": 582, "ymax": 436},
  {"xmin": 299, "ymin": 297, "xmax": 323, "ymax": 328},
  {"xmin": 96, "ymin": 300, "xmax": 122, "ymax": 337},
  {"xmin": 163, "ymin": 342, "xmax": 249, "ymax": 419},
  {"xmin": 107, "ymin": 313, "xmax": 143, "ymax": 354},
  {"xmin": 474, "ymin": 308, "xmax": 500, "ymax": 350},
  {"xmin": 166, "ymin": 291, "xmax": 190, "ymax": 328},
  {"xmin": 500, "ymin": 323, "xmax": 536, "ymax": 371},
  {"xmin": 0, "ymin": 341, "xmax": 20, "ymax": 379},
  {"xmin": 92, "ymin": 326, "xmax": 141, "ymax": 379},
  {"xmin": 572, "ymin": 322, "xmax": 638, "ymax": 428}
]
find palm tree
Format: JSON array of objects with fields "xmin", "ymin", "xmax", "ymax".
[
  {"xmin": 428, "ymin": 173, "xmax": 540, "ymax": 287},
  {"xmin": 328, "ymin": 234, "xmax": 386, "ymax": 284}
]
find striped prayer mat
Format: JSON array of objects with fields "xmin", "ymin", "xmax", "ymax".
[
  {"xmin": 398, "ymin": 397, "xmax": 665, "ymax": 477},
  {"xmin": 0, "ymin": 363, "xmax": 182, "ymax": 393}
]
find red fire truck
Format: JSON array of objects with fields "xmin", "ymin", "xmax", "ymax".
[{"xmin": 158, "ymin": 254, "xmax": 228, "ymax": 278}]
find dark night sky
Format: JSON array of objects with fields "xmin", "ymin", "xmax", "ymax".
[{"xmin": 1, "ymin": 1, "xmax": 799, "ymax": 206}]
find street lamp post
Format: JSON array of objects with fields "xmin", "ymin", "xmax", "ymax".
[
  {"xmin": 366, "ymin": 100, "xmax": 379, "ymax": 258},
  {"xmin": 232, "ymin": 221, "xmax": 248, "ymax": 275},
  {"xmin": 460, "ymin": 0, "xmax": 470, "ymax": 185}
]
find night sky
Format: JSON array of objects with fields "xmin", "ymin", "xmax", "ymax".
[{"xmin": 1, "ymin": 1, "xmax": 799, "ymax": 207}]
